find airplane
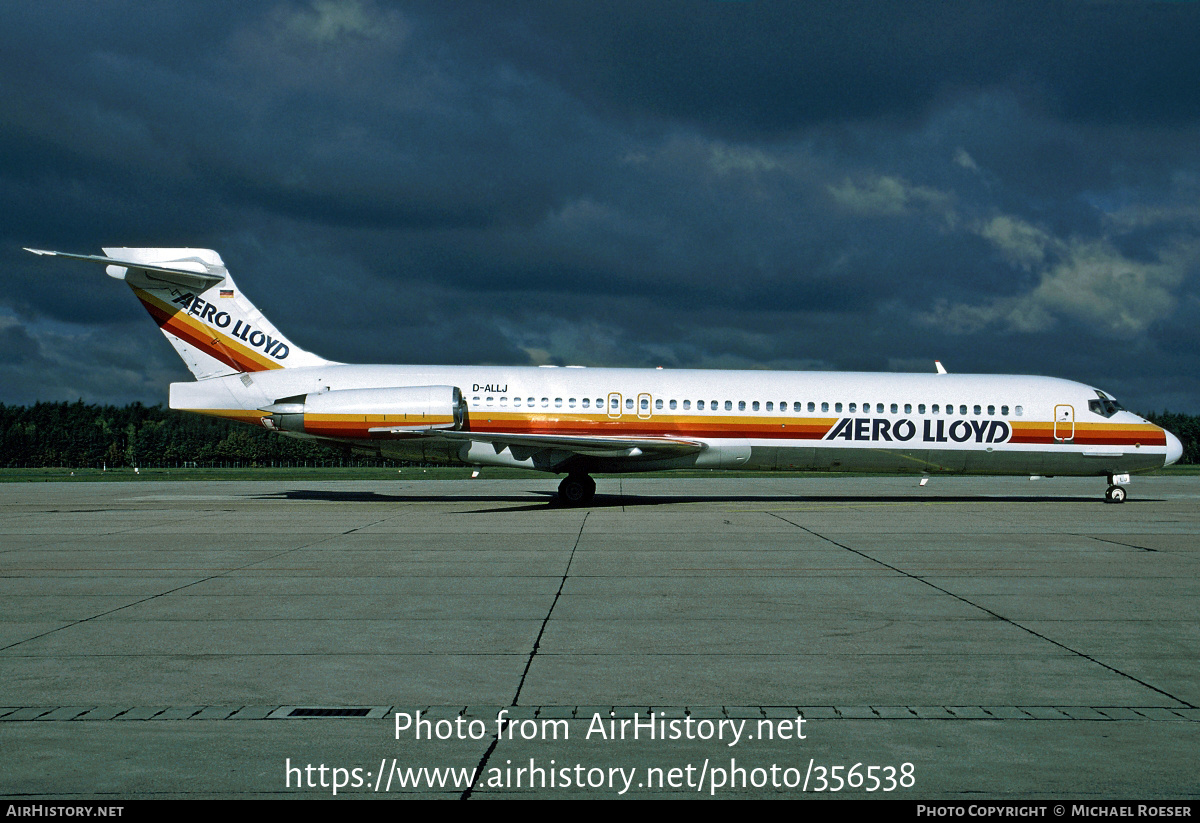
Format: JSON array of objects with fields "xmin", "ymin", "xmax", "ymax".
[{"xmin": 25, "ymin": 246, "xmax": 1183, "ymax": 506}]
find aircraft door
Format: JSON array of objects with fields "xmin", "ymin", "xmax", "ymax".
[
  {"xmin": 607, "ymin": 392, "xmax": 622, "ymax": 419},
  {"xmin": 637, "ymin": 392, "xmax": 652, "ymax": 420},
  {"xmin": 1053, "ymin": 404, "xmax": 1075, "ymax": 441}
]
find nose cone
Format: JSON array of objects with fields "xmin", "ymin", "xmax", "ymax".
[{"xmin": 1164, "ymin": 429, "xmax": 1183, "ymax": 467}]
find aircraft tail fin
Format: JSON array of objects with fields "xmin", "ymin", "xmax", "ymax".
[{"xmin": 25, "ymin": 247, "xmax": 331, "ymax": 379}]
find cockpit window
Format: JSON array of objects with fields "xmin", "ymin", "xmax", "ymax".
[{"xmin": 1088, "ymin": 391, "xmax": 1125, "ymax": 418}]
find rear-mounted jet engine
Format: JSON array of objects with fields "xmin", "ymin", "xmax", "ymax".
[{"xmin": 261, "ymin": 386, "xmax": 466, "ymax": 437}]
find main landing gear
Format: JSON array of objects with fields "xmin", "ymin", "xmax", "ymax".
[
  {"xmin": 1104, "ymin": 474, "xmax": 1130, "ymax": 504},
  {"xmin": 557, "ymin": 473, "xmax": 596, "ymax": 507}
]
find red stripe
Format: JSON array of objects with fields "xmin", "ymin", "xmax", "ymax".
[{"xmin": 136, "ymin": 293, "xmax": 278, "ymax": 373}]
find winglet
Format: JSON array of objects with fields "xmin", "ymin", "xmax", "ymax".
[{"xmin": 935, "ymin": 360, "xmax": 948, "ymax": 374}]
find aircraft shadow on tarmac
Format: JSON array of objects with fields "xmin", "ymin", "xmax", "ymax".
[
  {"xmin": 459, "ymin": 492, "xmax": 1157, "ymax": 512},
  {"xmin": 249, "ymin": 489, "xmax": 538, "ymax": 503},
  {"xmin": 250, "ymin": 488, "xmax": 1151, "ymax": 512}
]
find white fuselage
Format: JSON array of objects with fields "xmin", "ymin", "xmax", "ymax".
[{"xmin": 171, "ymin": 363, "xmax": 1181, "ymax": 477}]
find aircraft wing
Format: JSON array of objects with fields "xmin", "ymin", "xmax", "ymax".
[{"xmin": 376, "ymin": 428, "xmax": 706, "ymax": 459}]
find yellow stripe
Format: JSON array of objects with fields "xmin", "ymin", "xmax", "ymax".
[{"xmin": 135, "ymin": 288, "xmax": 281, "ymax": 372}]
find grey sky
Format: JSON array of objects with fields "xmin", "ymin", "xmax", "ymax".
[{"xmin": 2, "ymin": 1, "xmax": 1198, "ymax": 411}]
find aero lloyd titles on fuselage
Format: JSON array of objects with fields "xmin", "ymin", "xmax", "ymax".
[
  {"xmin": 171, "ymin": 292, "xmax": 289, "ymax": 360},
  {"xmin": 825, "ymin": 417, "xmax": 1012, "ymax": 444}
]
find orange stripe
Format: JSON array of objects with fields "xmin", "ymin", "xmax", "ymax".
[
  {"xmin": 463, "ymin": 413, "xmax": 838, "ymax": 441},
  {"xmin": 181, "ymin": 406, "xmax": 1168, "ymax": 450},
  {"xmin": 134, "ymin": 288, "xmax": 282, "ymax": 373},
  {"xmin": 1010, "ymin": 421, "xmax": 1165, "ymax": 446},
  {"xmin": 302, "ymin": 413, "xmax": 455, "ymax": 438}
]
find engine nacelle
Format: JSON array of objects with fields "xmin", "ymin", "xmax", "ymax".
[{"xmin": 262, "ymin": 385, "xmax": 466, "ymax": 438}]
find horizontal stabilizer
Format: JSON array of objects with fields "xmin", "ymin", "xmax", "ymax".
[{"xmin": 24, "ymin": 248, "xmax": 226, "ymax": 291}]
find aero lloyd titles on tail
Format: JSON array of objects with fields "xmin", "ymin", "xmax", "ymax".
[
  {"xmin": 24, "ymin": 246, "xmax": 1184, "ymax": 506},
  {"xmin": 169, "ymin": 291, "xmax": 290, "ymax": 360}
]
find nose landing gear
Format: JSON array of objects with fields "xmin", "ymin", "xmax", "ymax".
[
  {"xmin": 557, "ymin": 473, "xmax": 596, "ymax": 507},
  {"xmin": 1104, "ymin": 474, "xmax": 1130, "ymax": 504}
]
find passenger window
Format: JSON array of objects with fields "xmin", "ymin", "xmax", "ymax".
[
  {"xmin": 472, "ymin": 396, "xmax": 480, "ymax": 403},
  {"xmin": 596, "ymin": 398, "xmax": 603, "ymax": 408},
  {"xmin": 641, "ymin": 398, "xmax": 649, "ymax": 410},
  {"xmin": 1001, "ymin": 405, "xmax": 1009, "ymax": 416},
  {"xmin": 724, "ymin": 401, "xmax": 733, "ymax": 411},
  {"xmin": 582, "ymin": 398, "xmax": 590, "ymax": 408},
  {"xmin": 821, "ymin": 402, "xmax": 829, "ymax": 412},
  {"xmin": 698, "ymin": 400, "xmax": 705, "ymax": 410},
  {"xmin": 487, "ymin": 397, "xmax": 494, "ymax": 404},
  {"xmin": 904, "ymin": 403, "xmax": 912, "ymax": 414},
  {"xmin": 766, "ymin": 401, "xmax": 773, "ymax": 411},
  {"xmin": 1015, "ymin": 405, "xmax": 1023, "ymax": 416},
  {"xmin": 890, "ymin": 403, "xmax": 898, "ymax": 414},
  {"xmin": 656, "ymin": 399, "xmax": 663, "ymax": 410},
  {"xmin": 752, "ymin": 401, "xmax": 759, "ymax": 411},
  {"xmin": 555, "ymin": 398, "xmax": 562, "ymax": 407},
  {"xmin": 806, "ymin": 402, "xmax": 814, "ymax": 412},
  {"xmin": 931, "ymin": 404, "xmax": 939, "ymax": 414},
  {"xmin": 959, "ymin": 405, "xmax": 967, "ymax": 415},
  {"xmin": 987, "ymin": 405, "xmax": 994, "ymax": 415},
  {"xmin": 626, "ymin": 398, "xmax": 634, "ymax": 410},
  {"xmin": 835, "ymin": 402, "xmax": 843, "ymax": 412},
  {"xmin": 973, "ymin": 405, "xmax": 981, "ymax": 415},
  {"xmin": 500, "ymin": 396, "xmax": 508, "ymax": 406},
  {"xmin": 683, "ymin": 400, "xmax": 691, "ymax": 410},
  {"xmin": 609, "ymin": 397, "xmax": 617, "ymax": 409},
  {"xmin": 710, "ymin": 400, "xmax": 717, "ymax": 409},
  {"xmin": 514, "ymin": 397, "xmax": 522, "ymax": 407},
  {"xmin": 848, "ymin": 403, "xmax": 856, "ymax": 413},
  {"xmin": 918, "ymin": 404, "xmax": 926, "ymax": 414},
  {"xmin": 945, "ymin": 404, "xmax": 952, "ymax": 414},
  {"xmin": 737, "ymin": 401, "xmax": 745, "ymax": 411},
  {"xmin": 569, "ymin": 398, "xmax": 576, "ymax": 408}
]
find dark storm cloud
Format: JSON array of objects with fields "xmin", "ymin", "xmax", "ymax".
[
  {"xmin": 428, "ymin": 0, "xmax": 1200, "ymax": 130},
  {"xmin": 1, "ymin": 0, "xmax": 1198, "ymax": 411}
]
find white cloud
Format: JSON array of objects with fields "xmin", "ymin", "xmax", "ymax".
[
  {"xmin": 708, "ymin": 144, "xmax": 781, "ymax": 176},
  {"xmin": 1027, "ymin": 237, "xmax": 1188, "ymax": 334},
  {"xmin": 976, "ymin": 215, "xmax": 1052, "ymax": 269},
  {"xmin": 953, "ymin": 147, "xmax": 979, "ymax": 173},
  {"xmin": 282, "ymin": 0, "xmax": 407, "ymax": 45},
  {"xmin": 828, "ymin": 175, "xmax": 954, "ymax": 219},
  {"xmin": 922, "ymin": 217, "xmax": 1196, "ymax": 336}
]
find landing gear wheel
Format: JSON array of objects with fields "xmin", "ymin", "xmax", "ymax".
[
  {"xmin": 1105, "ymin": 485, "xmax": 1127, "ymax": 504},
  {"xmin": 557, "ymin": 474, "xmax": 596, "ymax": 507}
]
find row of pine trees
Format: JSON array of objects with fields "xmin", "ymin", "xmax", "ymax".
[{"xmin": 0, "ymin": 401, "xmax": 353, "ymax": 468}]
